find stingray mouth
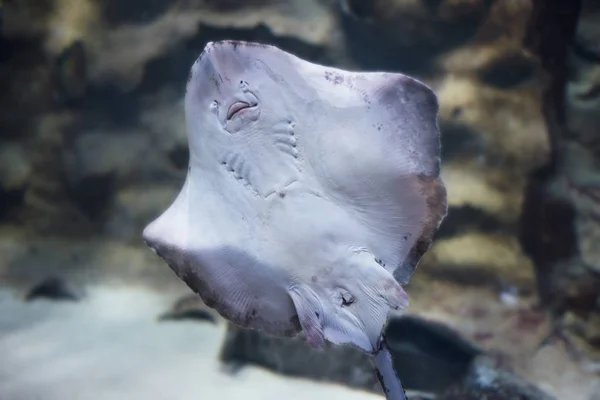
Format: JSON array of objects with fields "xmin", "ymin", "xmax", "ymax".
[{"xmin": 226, "ymin": 101, "xmax": 258, "ymax": 120}]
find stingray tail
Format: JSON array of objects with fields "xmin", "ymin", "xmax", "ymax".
[{"xmin": 371, "ymin": 334, "xmax": 407, "ymax": 400}]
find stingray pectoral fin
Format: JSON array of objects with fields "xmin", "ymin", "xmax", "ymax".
[{"xmin": 288, "ymin": 285, "xmax": 325, "ymax": 349}]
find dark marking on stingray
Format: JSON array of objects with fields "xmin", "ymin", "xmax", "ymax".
[
  {"xmin": 187, "ymin": 67, "xmax": 194, "ymax": 85},
  {"xmin": 343, "ymin": 77, "xmax": 371, "ymax": 104},
  {"xmin": 324, "ymin": 71, "xmax": 344, "ymax": 85},
  {"xmin": 193, "ymin": 46, "xmax": 211, "ymax": 78},
  {"xmin": 223, "ymin": 40, "xmax": 270, "ymax": 50},
  {"xmin": 372, "ymin": 335, "xmax": 407, "ymax": 398},
  {"xmin": 209, "ymin": 75, "xmax": 221, "ymax": 92},
  {"xmin": 375, "ymin": 369, "xmax": 388, "ymax": 394}
]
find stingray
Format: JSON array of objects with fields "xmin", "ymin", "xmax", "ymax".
[{"xmin": 143, "ymin": 40, "xmax": 447, "ymax": 399}]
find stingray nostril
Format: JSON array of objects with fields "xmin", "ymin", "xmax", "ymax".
[{"xmin": 210, "ymin": 100, "xmax": 219, "ymax": 115}]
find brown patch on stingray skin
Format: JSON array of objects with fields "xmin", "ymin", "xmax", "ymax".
[{"xmin": 394, "ymin": 175, "xmax": 448, "ymax": 285}]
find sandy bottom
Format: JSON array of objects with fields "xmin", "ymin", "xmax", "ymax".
[{"xmin": 0, "ymin": 285, "xmax": 379, "ymax": 400}]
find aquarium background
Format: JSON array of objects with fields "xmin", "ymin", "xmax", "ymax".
[{"xmin": 1, "ymin": 0, "xmax": 599, "ymax": 399}]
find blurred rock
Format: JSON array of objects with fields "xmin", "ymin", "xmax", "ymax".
[
  {"xmin": 62, "ymin": 130, "xmax": 151, "ymax": 221},
  {"xmin": 139, "ymin": 96, "xmax": 187, "ymax": 162},
  {"xmin": 219, "ymin": 322, "xmax": 379, "ymax": 392},
  {"xmin": 439, "ymin": 355, "xmax": 556, "ymax": 400},
  {"xmin": 158, "ymin": 293, "xmax": 220, "ymax": 324},
  {"xmin": 520, "ymin": 0, "xmax": 600, "ymax": 360},
  {"xmin": 0, "ymin": 142, "xmax": 32, "ymax": 192},
  {"xmin": 341, "ymin": 0, "xmax": 495, "ymax": 72},
  {"xmin": 104, "ymin": 184, "xmax": 179, "ymax": 239},
  {"xmin": 0, "ymin": 142, "xmax": 31, "ymax": 222},
  {"xmin": 53, "ymin": 40, "xmax": 88, "ymax": 106},
  {"xmin": 219, "ymin": 314, "xmax": 482, "ymax": 395},
  {"xmin": 25, "ymin": 276, "xmax": 82, "ymax": 302},
  {"xmin": 64, "ymin": 130, "xmax": 152, "ymax": 183},
  {"xmin": 385, "ymin": 314, "xmax": 483, "ymax": 394}
]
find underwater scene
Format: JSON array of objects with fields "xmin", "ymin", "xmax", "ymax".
[{"xmin": 1, "ymin": 0, "xmax": 600, "ymax": 399}]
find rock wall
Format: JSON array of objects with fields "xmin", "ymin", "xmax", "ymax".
[{"xmin": 521, "ymin": 0, "xmax": 600, "ymax": 357}]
